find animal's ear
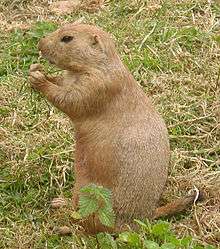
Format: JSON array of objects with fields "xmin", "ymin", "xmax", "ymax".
[{"xmin": 91, "ymin": 34, "xmax": 105, "ymax": 52}]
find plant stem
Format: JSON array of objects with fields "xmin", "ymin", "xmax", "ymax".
[{"xmin": 92, "ymin": 215, "xmax": 100, "ymax": 249}]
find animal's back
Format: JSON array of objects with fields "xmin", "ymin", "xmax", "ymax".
[{"xmin": 112, "ymin": 113, "xmax": 169, "ymax": 227}]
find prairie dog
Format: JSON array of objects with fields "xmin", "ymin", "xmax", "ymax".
[{"xmin": 29, "ymin": 24, "xmax": 197, "ymax": 233}]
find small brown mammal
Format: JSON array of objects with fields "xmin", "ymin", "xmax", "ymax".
[{"xmin": 29, "ymin": 24, "xmax": 201, "ymax": 233}]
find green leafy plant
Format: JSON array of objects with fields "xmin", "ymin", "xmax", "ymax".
[
  {"xmin": 77, "ymin": 184, "xmax": 115, "ymax": 228},
  {"xmin": 74, "ymin": 185, "xmax": 217, "ymax": 249},
  {"xmin": 116, "ymin": 220, "xmax": 217, "ymax": 249}
]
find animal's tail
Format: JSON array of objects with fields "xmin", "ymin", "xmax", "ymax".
[{"xmin": 153, "ymin": 189, "xmax": 205, "ymax": 219}]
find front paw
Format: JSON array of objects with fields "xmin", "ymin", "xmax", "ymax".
[
  {"xmin": 29, "ymin": 63, "xmax": 44, "ymax": 73},
  {"xmin": 29, "ymin": 70, "xmax": 48, "ymax": 91}
]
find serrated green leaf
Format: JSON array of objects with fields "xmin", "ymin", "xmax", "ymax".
[
  {"xmin": 79, "ymin": 195, "xmax": 98, "ymax": 217},
  {"xmin": 144, "ymin": 240, "xmax": 160, "ymax": 249},
  {"xmin": 80, "ymin": 184, "xmax": 112, "ymax": 204},
  {"xmin": 80, "ymin": 184, "xmax": 96, "ymax": 192},
  {"xmin": 80, "ymin": 184, "xmax": 98, "ymax": 195},
  {"xmin": 104, "ymin": 233, "xmax": 118, "ymax": 249},
  {"xmin": 98, "ymin": 206, "xmax": 115, "ymax": 227},
  {"xmin": 79, "ymin": 184, "xmax": 115, "ymax": 226},
  {"xmin": 100, "ymin": 187, "xmax": 111, "ymax": 199}
]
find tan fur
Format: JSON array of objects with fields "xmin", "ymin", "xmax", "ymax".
[{"xmin": 29, "ymin": 23, "xmax": 186, "ymax": 233}]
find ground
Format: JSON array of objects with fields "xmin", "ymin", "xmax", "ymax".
[{"xmin": 0, "ymin": 0, "xmax": 219, "ymax": 248}]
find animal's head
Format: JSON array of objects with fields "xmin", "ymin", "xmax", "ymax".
[{"xmin": 38, "ymin": 24, "xmax": 118, "ymax": 71}]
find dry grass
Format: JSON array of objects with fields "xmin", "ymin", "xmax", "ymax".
[{"xmin": 0, "ymin": 0, "xmax": 220, "ymax": 248}]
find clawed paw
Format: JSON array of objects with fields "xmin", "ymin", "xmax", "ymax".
[
  {"xmin": 29, "ymin": 65, "xmax": 48, "ymax": 90},
  {"xmin": 29, "ymin": 63, "xmax": 44, "ymax": 73}
]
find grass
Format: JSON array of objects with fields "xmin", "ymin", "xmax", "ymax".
[{"xmin": 0, "ymin": 0, "xmax": 220, "ymax": 248}]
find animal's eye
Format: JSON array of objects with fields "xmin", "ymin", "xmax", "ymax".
[{"xmin": 61, "ymin": 36, "xmax": 73, "ymax": 43}]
